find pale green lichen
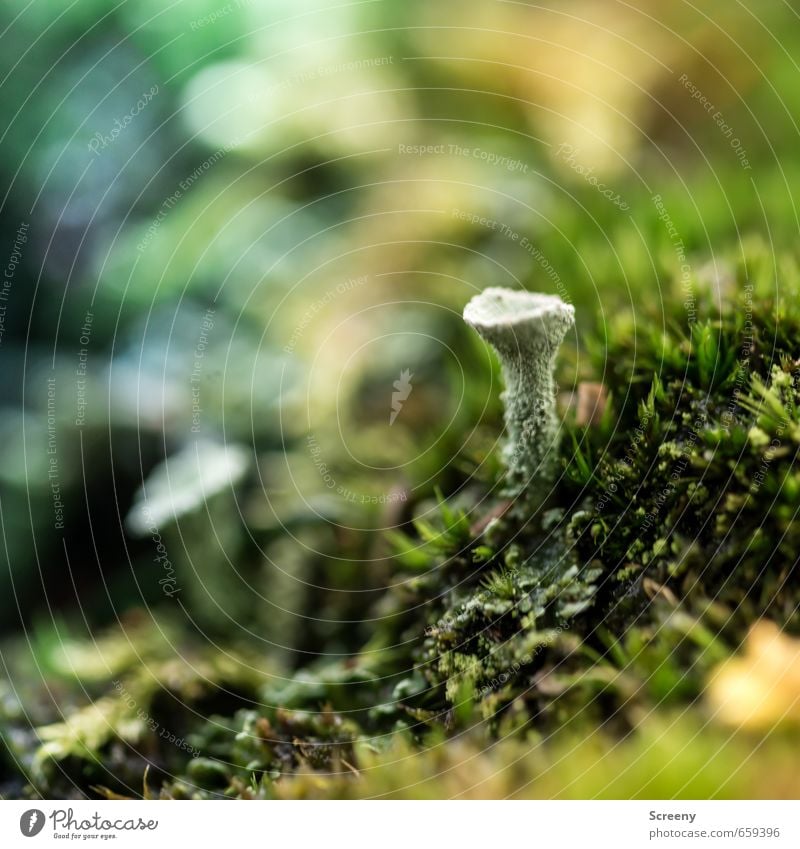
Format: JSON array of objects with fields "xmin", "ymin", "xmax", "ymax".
[{"xmin": 463, "ymin": 287, "xmax": 574, "ymax": 502}]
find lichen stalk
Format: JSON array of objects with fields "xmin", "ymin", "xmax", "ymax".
[{"xmin": 463, "ymin": 287, "xmax": 574, "ymax": 500}]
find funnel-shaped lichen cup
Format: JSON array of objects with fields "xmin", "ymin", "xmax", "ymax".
[{"xmin": 464, "ymin": 287, "xmax": 574, "ymax": 502}]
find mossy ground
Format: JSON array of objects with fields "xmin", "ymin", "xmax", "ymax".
[{"xmin": 3, "ymin": 237, "xmax": 800, "ymax": 800}]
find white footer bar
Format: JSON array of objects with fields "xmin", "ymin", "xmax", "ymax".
[{"xmin": 2, "ymin": 800, "xmax": 798, "ymax": 848}]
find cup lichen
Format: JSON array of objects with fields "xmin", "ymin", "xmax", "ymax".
[{"xmin": 463, "ymin": 287, "xmax": 575, "ymax": 503}]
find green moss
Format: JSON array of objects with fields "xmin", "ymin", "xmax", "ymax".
[
  {"xmin": 368, "ymin": 240, "xmax": 800, "ymax": 745},
  {"xmin": 6, "ymin": 240, "xmax": 800, "ymax": 800}
]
